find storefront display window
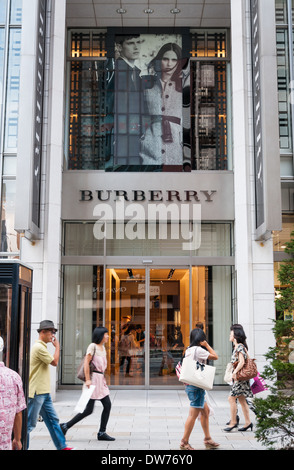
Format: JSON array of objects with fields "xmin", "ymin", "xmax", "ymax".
[
  {"xmin": 66, "ymin": 28, "xmax": 230, "ymax": 172},
  {"xmin": 62, "ymin": 265, "xmax": 232, "ymax": 387}
]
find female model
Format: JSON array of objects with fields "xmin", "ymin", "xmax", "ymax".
[{"xmin": 140, "ymin": 42, "xmax": 183, "ymax": 167}]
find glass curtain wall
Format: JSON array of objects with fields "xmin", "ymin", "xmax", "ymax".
[
  {"xmin": 61, "ymin": 222, "xmax": 233, "ymax": 385},
  {"xmin": 63, "ymin": 221, "xmax": 233, "ymax": 257},
  {"xmin": 0, "ymin": 0, "xmax": 22, "ymax": 257},
  {"xmin": 276, "ymin": 0, "xmax": 294, "ymax": 176}
]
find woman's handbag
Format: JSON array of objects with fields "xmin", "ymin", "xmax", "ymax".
[
  {"xmin": 77, "ymin": 346, "xmax": 98, "ymax": 382},
  {"xmin": 179, "ymin": 354, "xmax": 216, "ymax": 391},
  {"xmin": 224, "ymin": 362, "xmax": 233, "ymax": 383},
  {"xmin": 235, "ymin": 351, "xmax": 258, "ymax": 381}
]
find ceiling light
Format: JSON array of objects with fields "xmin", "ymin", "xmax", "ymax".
[
  {"xmin": 170, "ymin": 8, "xmax": 181, "ymax": 14},
  {"xmin": 116, "ymin": 8, "xmax": 127, "ymax": 14},
  {"xmin": 144, "ymin": 8, "xmax": 154, "ymax": 14}
]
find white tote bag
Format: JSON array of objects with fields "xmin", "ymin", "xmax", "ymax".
[{"xmin": 179, "ymin": 353, "xmax": 216, "ymax": 391}]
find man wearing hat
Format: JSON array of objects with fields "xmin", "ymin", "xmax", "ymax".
[{"xmin": 26, "ymin": 320, "xmax": 74, "ymax": 450}]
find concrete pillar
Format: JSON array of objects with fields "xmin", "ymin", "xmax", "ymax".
[{"xmin": 231, "ymin": 0, "xmax": 276, "ymax": 369}]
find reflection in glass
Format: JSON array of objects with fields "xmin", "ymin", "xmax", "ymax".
[
  {"xmin": 149, "ymin": 269, "xmax": 189, "ymax": 386},
  {"xmin": 0, "ymin": 0, "xmax": 7, "ymax": 24},
  {"xmin": 276, "ymin": 29, "xmax": 292, "ymax": 151},
  {"xmin": 0, "ymin": 28, "xmax": 5, "ymax": 132},
  {"xmin": 192, "ymin": 266, "xmax": 232, "ymax": 384},
  {"xmin": 62, "ymin": 265, "xmax": 104, "ymax": 384},
  {"xmin": 0, "ymin": 284, "xmax": 12, "ymax": 366},
  {"xmin": 106, "ymin": 268, "xmax": 145, "ymax": 386},
  {"xmin": 62, "ymin": 265, "xmax": 233, "ymax": 386},
  {"xmin": 1, "ymin": 179, "xmax": 19, "ymax": 253},
  {"xmin": 63, "ymin": 222, "xmax": 232, "ymax": 258},
  {"xmin": 10, "ymin": 0, "xmax": 22, "ymax": 24},
  {"xmin": 4, "ymin": 28, "xmax": 21, "ymax": 150}
]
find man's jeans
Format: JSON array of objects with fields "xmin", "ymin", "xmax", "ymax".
[{"xmin": 27, "ymin": 393, "xmax": 66, "ymax": 450}]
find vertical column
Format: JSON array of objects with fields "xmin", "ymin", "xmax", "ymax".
[
  {"xmin": 42, "ymin": 0, "xmax": 67, "ymax": 397},
  {"xmin": 19, "ymin": 0, "xmax": 67, "ymax": 398},
  {"xmin": 251, "ymin": 0, "xmax": 280, "ymax": 366},
  {"xmin": 231, "ymin": 0, "xmax": 254, "ymax": 341}
]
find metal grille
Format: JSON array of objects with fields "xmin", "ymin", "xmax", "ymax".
[
  {"xmin": 191, "ymin": 61, "xmax": 227, "ymax": 170},
  {"xmin": 68, "ymin": 60, "xmax": 112, "ymax": 170},
  {"xmin": 70, "ymin": 30, "xmax": 107, "ymax": 58},
  {"xmin": 191, "ymin": 30, "xmax": 227, "ymax": 58}
]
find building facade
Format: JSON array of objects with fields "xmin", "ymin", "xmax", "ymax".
[{"xmin": 0, "ymin": 0, "xmax": 293, "ymax": 394}]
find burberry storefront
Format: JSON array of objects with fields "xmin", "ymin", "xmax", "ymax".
[
  {"xmin": 60, "ymin": 29, "xmax": 235, "ymax": 388},
  {"xmin": 15, "ymin": 1, "xmax": 281, "ymax": 394}
]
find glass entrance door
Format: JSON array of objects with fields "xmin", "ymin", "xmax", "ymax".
[
  {"xmin": 62, "ymin": 264, "xmax": 232, "ymax": 386},
  {"xmin": 149, "ymin": 268, "xmax": 189, "ymax": 386},
  {"xmin": 105, "ymin": 268, "xmax": 146, "ymax": 386},
  {"xmin": 105, "ymin": 267, "xmax": 190, "ymax": 387}
]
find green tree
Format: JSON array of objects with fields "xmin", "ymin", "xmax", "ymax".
[{"xmin": 254, "ymin": 231, "xmax": 294, "ymax": 450}]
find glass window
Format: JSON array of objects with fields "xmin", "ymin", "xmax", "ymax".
[
  {"xmin": 192, "ymin": 266, "xmax": 232, "ymax": 384},
  {"xmin": 191, "ymin": 61, "xmax": 228, "ymax": 170},
  {"xmin": 0, "ymin": 284, "xmax": 12, "ymax": 365},
  {"xmin": 0, "ymin": 27, "xmax": 5, "ymax": 130},
  {"xmin": 0, "ymin": 0, "xmax": 7, "ymax": 25},
  {"xmin": 190, "ymin": 29, "xmax": 227, "ymax": 58},
  {"xmin": 63, "ymin": 221, "xmax": 232, "ymax": 257},
  {"xmin": 276, "ymin": 29, "xmax": 292, "ymax": 152},
  {"xmin": 105, "ymin": 268, "xmax": 146, "ymax": 386},
  {"xmin": 64, "ymin": 222, "xmax": 104, "ymax": 256},
  {"xmin": 3, "ymin": 155, "xmax": 17, "ymax": 175},
  {"xmin": 62, "ymin": 265, "xmax": 104, "ymax": 384},
  {"xmin": 62, "ymin": 265, "xmax": 233, "ymax": 385},
  {"xmin": 148, "ymin": 268, "xmax": 189, "ymax": 386},
  {"xmin": 67, "ymin": 29, "xmax": 229, "ymax": 172},
  {"xmin": 276, "ymin": 0, "xmax": 288, "ymax": 24},
  {"xmin": 10, "ymin": 0, "xmax": 22, "ymax": 24},
  {"xmin": 0, "ymin": 179, "xmax": 19, "ymax": 253},
  {"xmin": 273, "ymin": 214, "xmax": 294, "ymax": 251},
  {"xmin": 4, "ymin": 28, "xmax": 21, "ymax": 151},
  {"xmin": 68, "ymin": 60, "xmax": 109, "ymax": 170}
]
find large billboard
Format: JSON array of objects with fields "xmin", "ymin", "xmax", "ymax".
[{"xmin": 105, "ymin": 33, "xmax": 188, "ymax": 172}]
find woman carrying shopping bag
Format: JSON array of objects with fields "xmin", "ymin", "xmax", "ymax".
[
  {"xmin": 60, "ymin": 327, "xmax": 115, "ymax": 442},
  {"xmin": 224, "ymin": 324, "xmax": 254, "ymax": 432},
  {"xmin": 180, "ymin": 328, "xmax": 219, "ymax": 450}
]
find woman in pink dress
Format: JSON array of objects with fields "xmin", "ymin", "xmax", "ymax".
[{"xmin": 60, "ymin": 327, "xmax": 115, "ymax": 441}]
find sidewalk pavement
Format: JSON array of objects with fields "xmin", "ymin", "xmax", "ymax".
[{"xmin": 28, "ymin": 388, "xmax": 265, "ymax": 451}]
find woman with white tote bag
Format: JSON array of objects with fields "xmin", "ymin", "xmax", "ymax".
[{"xmin": 180, "ymin": 328, "xmax": 220, "ymax": 451}]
